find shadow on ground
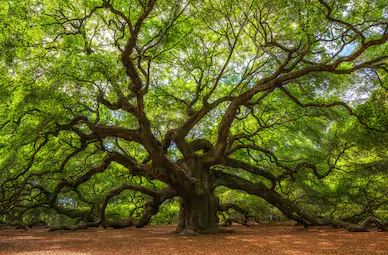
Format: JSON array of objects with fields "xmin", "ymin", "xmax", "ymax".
[{"xmin": 1, "ymin": 224, "xmax": 387, "ymax": 255}]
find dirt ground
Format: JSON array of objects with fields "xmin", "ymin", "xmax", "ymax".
[{"xmin": 0, "ymin": 224, "xmax": 387, "ymax": 255}]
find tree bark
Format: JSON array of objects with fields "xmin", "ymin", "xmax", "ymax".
[
  {"xmin": 172, "ymin": 158, "xmax": 219, "ymax": 234},
  {"xmin": 177, "ymin": 192, "xmax": 219, "ymax": 234}
]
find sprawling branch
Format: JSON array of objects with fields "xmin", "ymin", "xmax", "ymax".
[
  {"xmin": 279, "ymin": 86, "xmax": 387, "ymax": 132},
  {"xmin": 221, "ymin": 158, "xmax": 276, "ymax": 184},
  {"xmin": 50, "ymin": 184, "xmax": 176, "ymax": 231},
  {"xmin": 213, "ymin": 31, "xmax": 387, "ymax": 160},
  {"xmin": 214, "ymin": 170, "xmax": 387, "ymax": 231}
]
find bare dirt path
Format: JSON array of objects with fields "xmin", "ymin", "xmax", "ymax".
[{"xmin": 0, "ymin": 225, "xmax": 387, "ymax": 255}]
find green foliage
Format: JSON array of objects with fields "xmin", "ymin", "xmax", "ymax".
[{"xmin": 0, "ymin": 0, "xmax": 387, "ymax": 227}]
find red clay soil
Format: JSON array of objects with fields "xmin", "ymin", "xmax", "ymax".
[{"xmin": 0, "ymin": 224, "xmax": 387, "ymax": 255}]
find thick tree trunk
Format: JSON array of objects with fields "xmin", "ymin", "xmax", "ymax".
[
  {"xmin": 177, "ymin": 192, "xmax": 219, "ymax": 234},
  {"xmin": 173, "ymin": 159, "xmax": 219, "ymax": 234}
]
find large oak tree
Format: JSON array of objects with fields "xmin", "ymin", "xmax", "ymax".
[{"xmin": 1, "ymin": 0, "xmax": 387, "ymax": 234}]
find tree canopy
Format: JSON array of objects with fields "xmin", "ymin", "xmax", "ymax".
[{"xmin": 0, "ymin": 0, "xmax": 387, "ymax": 234}]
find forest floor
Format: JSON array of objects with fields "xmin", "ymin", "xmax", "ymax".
[{"xmin": 0, "ymin": 224, "xmax": 387, "ymax": 255}]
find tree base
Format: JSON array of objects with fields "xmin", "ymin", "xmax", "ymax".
[
  {"xmin": 177, "ymin": 193, "xmax": 219, "ymax": 234},
  {"xmin": 179, "ymin": 228, "xmax": 200, "ymax": 236}
]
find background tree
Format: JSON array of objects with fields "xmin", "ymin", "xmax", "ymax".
[{"xmin": 0, "ymin": 0, "xmax": 387, "ymax": 234}]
